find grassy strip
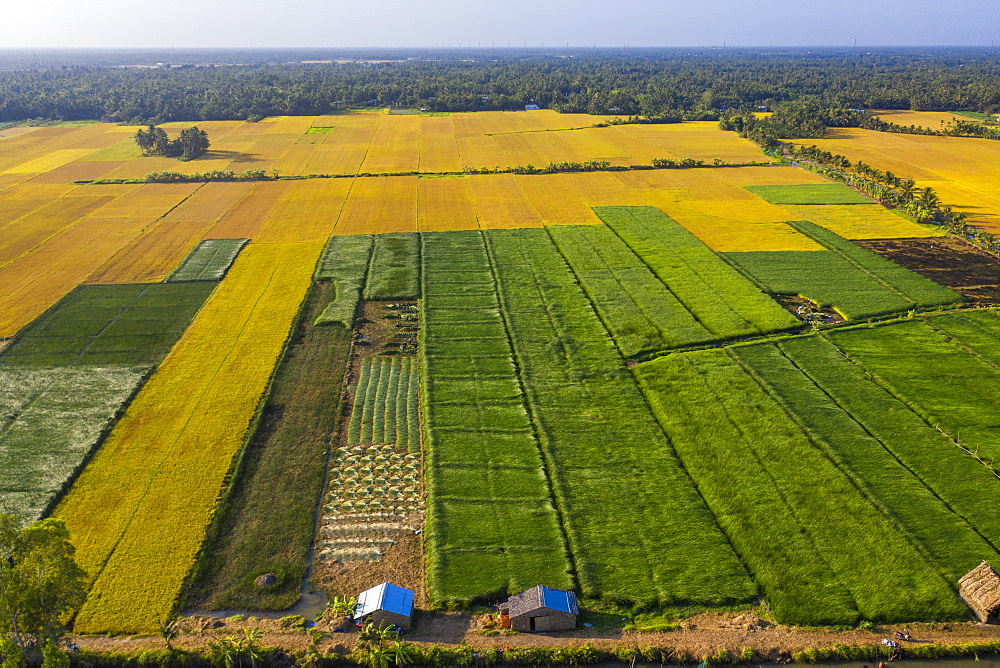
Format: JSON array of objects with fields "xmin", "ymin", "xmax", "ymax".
[
  {"xmin": 485, "ymin": 227, "xmax": 754, "ymax": 607},
  {"xmin": 166, "ymin": 238, "xmax": 249, "ymax": 282},
  {"xmin": 187, "ymin": 281, "xmax": 352, "ymax": 610},
  {"xmin": 746, "ymin": 182, "xmax": 873, "ymax": 204},
  {"xmin": 596, "ymin": 206, "xmax": 799, "ymax": 339},
  {"xmin": 633, "ymin": 349, "xmax": 965, "ymax": 624},
  {"xmin": 731, "ymin": 337, "xmax": 1000, "ymax": 583},
  {"xmin": 0, "ymin": 282, "xmax": 214, "ymax": 367},
  {"xmin": 788, "ymin": 220, "xmax": 962, "ymax": 308},
  {"xmin": 547, "ymin": 224, "xmax": 712, "ymax": 357},
  {"xmin": 421, "ymin": 230, "xmax": 574, "ymax": 605},
  {"xmin": 828, "ymin": 316, "xmax": 1000, "ymax": 467},
  {"xmin": 314, "ymin": 235, "xmax": 374, "ymax": 327},
  {"xmin": 364, "ymin": 232, "xmax": 420, "ymax": 300},
  {"xmin": 0, "ymin": 367, "xmax": 148, "ymax": 524}
]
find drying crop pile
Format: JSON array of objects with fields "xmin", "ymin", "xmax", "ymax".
[
  {"xmin": 166, "ymin": 237, "xmax": 248, "ymax": 282},
  {"xmin": 349, "ymin": 356, "xmax": 420, "ymax": 451},
  {"xmin": 317, "ymin": 444, "xmax": 423, "ymax": 563},
  {"xmin": 726, "ymin": 221, "xmax": 963, "ymax": 319},
  {"xmin": 53, "ymin": 242, "xmax": 321, "ymax": 634}
]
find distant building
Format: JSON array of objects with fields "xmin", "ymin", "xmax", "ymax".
[
  {"xmin": 100, "ymin": 115, "xmax": 118, "ymax": 123},
  {"xmin": 355, "ymin": 582, "xmax": 414, "ymax": 630},
  {"xmin": 959, "ymin": 561, "xmax": 1000, "ymax": 624},
  {"xmin": 501, "ymin": 585, "xmax": 579, "ymax": 632},
  {"xmin": 525, "ymin": 103, "xmax": 541, "ymax": 110}
]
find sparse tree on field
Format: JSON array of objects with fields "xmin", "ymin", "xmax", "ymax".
[{"xmin": 0, "ymin": 515, "xmax": 86, "ymax": 655}]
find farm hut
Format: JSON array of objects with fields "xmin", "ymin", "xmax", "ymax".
[
  {"xmin": 959, "ymin": 561, "xmax": 1000, "ymax": 623},
  {"xmin": 355, "ymin": 582, "xmax": 414, "ymax": 630},
  {"xmin": 501, "ymin": 585, "xmax": 579, "ymax": 632}
]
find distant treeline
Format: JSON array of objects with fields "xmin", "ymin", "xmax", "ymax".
[{"xmin": 3, "ymin": 48, "xmax": 1000, "ymax": 123}]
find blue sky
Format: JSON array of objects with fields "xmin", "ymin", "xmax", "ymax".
[{"xmin": 4, "ymin": 0, "xmax": 1000, "ymax": 48}]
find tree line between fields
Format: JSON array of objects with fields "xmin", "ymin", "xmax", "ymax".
[{"xmin": 2, "ymin": 49, "xmax": 1000, "ymax": 123}]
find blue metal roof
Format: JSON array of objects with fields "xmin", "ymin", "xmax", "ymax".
[
  {"xmin": 540, "ymin": 585, "xmax": 578, "ymax": 614},
  {"xmin": 356, "ymin": 582, "xmax": 414, "ymax": 618}
]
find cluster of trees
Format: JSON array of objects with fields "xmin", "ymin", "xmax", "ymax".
[
  {"xmin": 3, "ymin": 48, "xmax": 1000, "ymax": 123},
  {"xmin": 134, "ymin": 125, "xmax": 210, "ymax": 160}
]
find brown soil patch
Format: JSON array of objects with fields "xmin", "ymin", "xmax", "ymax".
[
  {"xmin": 311, "ymin": 300, "xmax": 425, "ymax": 606},
  {"xmin": 0, "ymin": 339, "xmax": 9, "ymax": 353},
  {"xmin": 858, "ymin": 236, "xmax": 1000, "ymax": 304},
  {"xmin": 773, "ymin": 294, "xmax": 845, "ymax": 324},
  {"xmin": 70, "ymin": 611, "xmax": 1000, "ymax": 661}
]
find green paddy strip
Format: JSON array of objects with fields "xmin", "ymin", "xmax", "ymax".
[
  {"xmin": 166, "ymin": 238, "xmax": 248, "ymax": 282},
  {"xmin": 364, "ymin": 232, "xmax": 421, "ymax": 300},
  {"xmin": 596, "ymin": 206, "xmax": 799, "ymax": 340},
  {"xmin": 314, "ymin": 234, "xmax": 374, "ymax": 327},
  {"xmin": 421, "ymin": 230, "xmax": 573, "ymax": 604}
]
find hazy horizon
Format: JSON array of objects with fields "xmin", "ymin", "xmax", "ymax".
[{"xmin": 3, "ymin": 0, "xmax": 999, "ymax": 50}]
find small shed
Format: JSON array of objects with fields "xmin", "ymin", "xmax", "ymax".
[
  {"xmin": 501, "ymin": 585, "xmax": 578, "ymax": 632},
  {"xmin": 525, "ymin": 103, "xmax": 541, "ymax": 111},
  {"xmin": 959, "ymin": 561, "xmax": 1000, "ymax": 623},
  {"xmin": 355, "ymin": 582, "xmax": 414, "ymax": 630}
]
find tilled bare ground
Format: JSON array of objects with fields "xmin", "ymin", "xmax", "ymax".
[
  {"xmin": 859, "ymin": 236, "xmax": 1000, "ymax": 304},
  {"xmin": 311, "ymin": 300, "xmax": 426, "ymax": 606}
]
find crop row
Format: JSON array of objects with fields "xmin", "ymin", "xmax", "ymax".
[
  {"xmin": 53, "ymin": 241, "xmax": 323, "ymax": 634},
  {"xmin": 314, "ymin": 234, "xmax": 373, "ymax": 327},
  {"xmin": 484, "ymin": 227, "xmax": 756, "ymax": 606},
  {"xmin": 349, "ymin": 356, "xmax": 419, "ymax": 451},
  {"xmin": 420, "ymin": 230, "xmax": 574, "ymax": 604},
  {"xmin": 595, "ymin": 206, "xmax": 799, "ymax": 342},
  {"xmin": 166, "ymin": 237, "xmax": 249, "ymax": 282},
  {"xmin": 633, "ymin": 348, "xmax": 964, "ymax": 625},
  {"xmin": 0, "ymin": 366, "xmax": 147, "ymax": 523}
]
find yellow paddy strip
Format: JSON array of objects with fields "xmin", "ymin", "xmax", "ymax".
[
  {"xmin": 3, "ymin": 149, "xmax": 96, "ymax": 174},
  {"xmin": 254, "ymin": 179, "xmax": 353, "ymax": 243},
  {"xmin": 85, "ymin": 221, "xmax": 215, "ymax": 284},
  {"xmin": 418, "ymin": 116, "xmax": 463, "ymax": 172},
  {"xmin": 467, "ymin": 174, "xmax": 543, "ymax": 229},
  {"xmin": 161, "ymin": 182, "xmax": 254, "ymax": 223},
  {"xmin": 207, "ymin": 181, "xmax": 291, "ymax": 239},
  {"xmin": 781, "ymin": 204, "xmax": 943, "ymax": 239},
  {"xmin": 86, "ymin": 183, "xmax": 202, "ymax": 219},
  {"xmin": 359, "ymin": 115, "xmax": 420, "ymax": 173},
  {"xmin": 54, "ymin": 242, "xmax": 322, "ymax": 635},
  {"xmin": 335, "ymin": 176, "xmax": 418, "ymax": 234},
  {"xmin": 417, "ymin": 177, "xmax": 478, "ymax": 231},
  {"xmin": 0, "ymin": 217, "xmax": 148, "ymax": 336}
]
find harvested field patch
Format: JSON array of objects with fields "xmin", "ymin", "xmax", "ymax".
[
  {"xmin": 3, "ymin": 149, "xmax": 96, "ymax": 174},
  {"xmin": 24, "ymin": 160, "xmax": 125, "ymax": 184},
  {"xmin": 86, "ymin": 183, "xmax": 201, "ymax": 219},
  {"xmin": 857, "ymin": 235, "xmax": 1000, "ymax": 303},
  {"xmin": 0, "ymin": 195, "xmax": 116, "ymax": 266}
]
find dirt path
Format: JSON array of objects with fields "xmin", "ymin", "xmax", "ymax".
[{"xmin": 73, "ymin": 611, "xmax": 1000, "ymax": 661}]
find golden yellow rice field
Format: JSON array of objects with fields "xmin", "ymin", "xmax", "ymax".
[
  {"xmin": 779, "ymin": 204, "xmax": 944, "ymax": 240},
  {"xmin": 85, "ymin": 221, "xmax": 216, "ymax": 284},
  {"xmin": 790, "ymin": 128, "xmax": 1000, "ymax": 232},
  {"xmin": 53, "ymin": 241, "xmax": 322, "ymax": 634}
]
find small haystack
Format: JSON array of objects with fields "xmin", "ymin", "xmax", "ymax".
[{"xmin": 959, "ymin": 561, "xmax": 1000, "ymax": 623}]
